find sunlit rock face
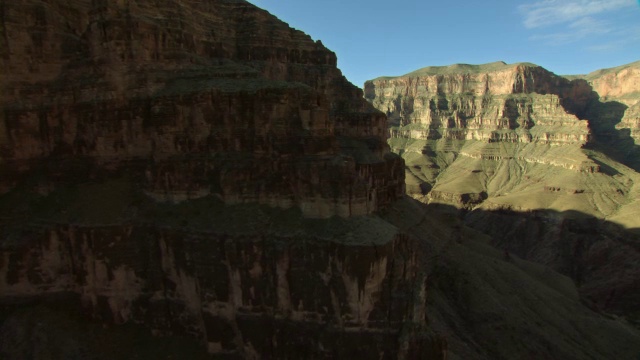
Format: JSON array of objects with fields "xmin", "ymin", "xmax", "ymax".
[
  {"xmin": 364, "ymin": 62, "xmax": 603, "ymax": 208},
  {"xmin": 364, "ymin": 61, "xmax": 640, "ymax": 210},
  {"xmin": 365, "ymin": 61, "xmax": 640, "ymax": 322},
  {"xmin": 365, "ymin": 62, "xmax": 593, "ymax": 146},
  {"xmin": 581, "ymin": 61, "xmax": 640, "ymax": 106}
]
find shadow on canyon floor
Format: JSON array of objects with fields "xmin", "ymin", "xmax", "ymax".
[
  {"xmin": 382, "ymin": 195, "xmax": 640, "ymax": 324},
  {"xmin": 421, "ymin": 201, "xmax": 640, "ymax": 325}
]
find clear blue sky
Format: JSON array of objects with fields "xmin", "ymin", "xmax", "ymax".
[{"xmin": 246, "ymin": 0, "xmax": 640, "ymax": 87}]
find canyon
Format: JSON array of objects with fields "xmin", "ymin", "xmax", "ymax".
[
  {"xmin": 366, "ymin": 60, "xmax": 640, "ymax": 326},
  {"xmin": 1, "ymin": 0, "xmax": 640, "ymax": 359}
]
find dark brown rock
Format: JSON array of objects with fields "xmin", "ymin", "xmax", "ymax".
[{"xmin": 0, "ymin": 0, "xmax": 404, "ymax": 218}]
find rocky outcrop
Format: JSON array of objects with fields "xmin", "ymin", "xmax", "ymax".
[
  {"xmin": 573, "ymin": 61, "xmax": 640, "ymax": 145},
  {"xmin": 620, "ymin": 102, "xmax": 640, "ymax": 144},
  {"xmin": 365, "ymin": 62, "xmax": 593, "ymax": 146},
  {"xmin": 0, "ymin": 0, "xmax": 404, "ymax": 218},
  {"xmin": 2, "ymin": 2, "xmax": 640, "ymax": 358},
  {"xmin": 365, "ymin": 60, "xmax": 640, "ymax": 207},
  {"xmin": 0, "ymin": 0, "xmax": 413, "ymax": 357},
  {"xmin": 574, "ymin": 60, "xmax": 640, "ymax": 106},
  {"xmin": 3, "ymin": 197, "xmax": 640, "ymax": 360}
]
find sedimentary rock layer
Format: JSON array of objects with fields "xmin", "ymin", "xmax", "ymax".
[
  {"xmin": 3, "ymin": 196, "xmax": 640, "ymax": 359},
  {"xmin": 574, "ymin": 61, "xmax": 640, "ymax": 145},
  {"xmin": 365, "ymin": 62, "xmax": 593, "ymax": 147},
  {"xmin": 2, "ymin": 2, "xmax": 640, "ymax": 358},
  {"xmin": 0, "ymin": 199, "xmax": 434, "ymax": 358},
  {"xmin": 366, "ymin": 61, "xmax": 640, "ymax": 322},
  {"xmin": 0, "ymin": 0, "xmax": 412, "ymax": 357},
  {"xmin": 0, "ymin": 0, "xmax": 404, "ymax": 218}
]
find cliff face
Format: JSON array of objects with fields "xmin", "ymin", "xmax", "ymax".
[
  {"xmin": 366, "ymin": 62, "xmax": 593, "ymax": 147},
  {"xmin": 1, "ymin": 201, "xmax": 433, "ymax": 358},
  {"xmin": 365, "ymin": 62, "xmax": 602, "ymax": 205},
  {"xmin": 365, "ymin": 61, "xmax": 640, "ymax": 322},
  {"xmin": 0, "ymin": 0, "xmax": 416, "ymax": 357},
  {"xmin": 578, "ymin": 60, "xmax": 640, "ymax": 106},
  {"xmin": 620, "ymin": 102, "xmax": 640, "ymax": 144},
  {"xmin": 3, "ymin": 197, "xmax": 640, "ymax": 360},
  {"xmin": 0, "ymin": 0, "xmax": 403, "ymax": 217},
  {"xmin": 364, "ymin": 61, "xmax": 640, "ymax": 210},
  {"xmin": 575, "ymin": 61, "xmax": 640, "ymax": 146}
]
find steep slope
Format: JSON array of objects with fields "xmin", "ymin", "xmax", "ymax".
[
  {"xmin": 385, "ymin": 199, "xmax": 640, "ymax": 360},
  {"xmin": 366, "ymin": 61, "xmax": 640, "ymax": 322}
]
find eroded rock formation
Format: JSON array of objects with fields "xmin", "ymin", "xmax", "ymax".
[
  {"xmin": 366, "ymin": 60, "xmax": 640, "ymax": 323},
  {"xmin": 366, "ymin": 62, "xmax": 593, "ymax": 146},
  {"xmin": 574, "ymin": 61, "xmax": 640, "ymax": 159},
  {"xmin": 0, "ymin": 0, "xmax": 415, "ymax": 357},
  {"xmin": 365, "ymin": 60, "xmax": 640, "ymax": 213},
  {"xmin": 1, "ymin": 200, "xmax": 432, "ymax": 358},
  {"xmin": 0, "ymin": 0, "xmax": 404, "ymax": 217}
]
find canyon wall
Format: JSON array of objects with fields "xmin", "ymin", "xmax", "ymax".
[
  {"xmin": 0, "ymin": 0, "xmax": 418, "ymax": 357},
  {"xmin": 3, "ymin": 196, "xmax": 640, "ymax": 359},
  {"xmin": 0, "ymin": 0, "xmax": 404, "ymax": 217},
  {"xmin": 365, "ymin": 61, "xmax": 640, "ymax": 322},
  {"xmin": 1, "ymin": 201, "xmax": 435, "ymax": 358},
  {"xmin": 365, "ymin": 60, "xmax": 640, "ymax": 217},
  {"xmin": 365, "ymin": 62, "xmax": 593, "ymax": 146},
  {"xmin": 576, "ymin": 61, "xmax": 640, "ymax": 146}
]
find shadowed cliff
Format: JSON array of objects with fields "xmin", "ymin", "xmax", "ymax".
[{"xmin": 2, "ymin": 190, "xmax": 640, "ymax": 359}]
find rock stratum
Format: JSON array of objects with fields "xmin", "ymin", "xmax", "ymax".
[
  {"xmin": 366, "ymin": 60, "xmax": 640, "ymax": 325},
  {"xmin": 0, "ymin": 0, "xmax": 404, "ymax": 217},
  {"xmin": 1, "ymin": 1, "xmax": 640, "ymax": 359}
]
